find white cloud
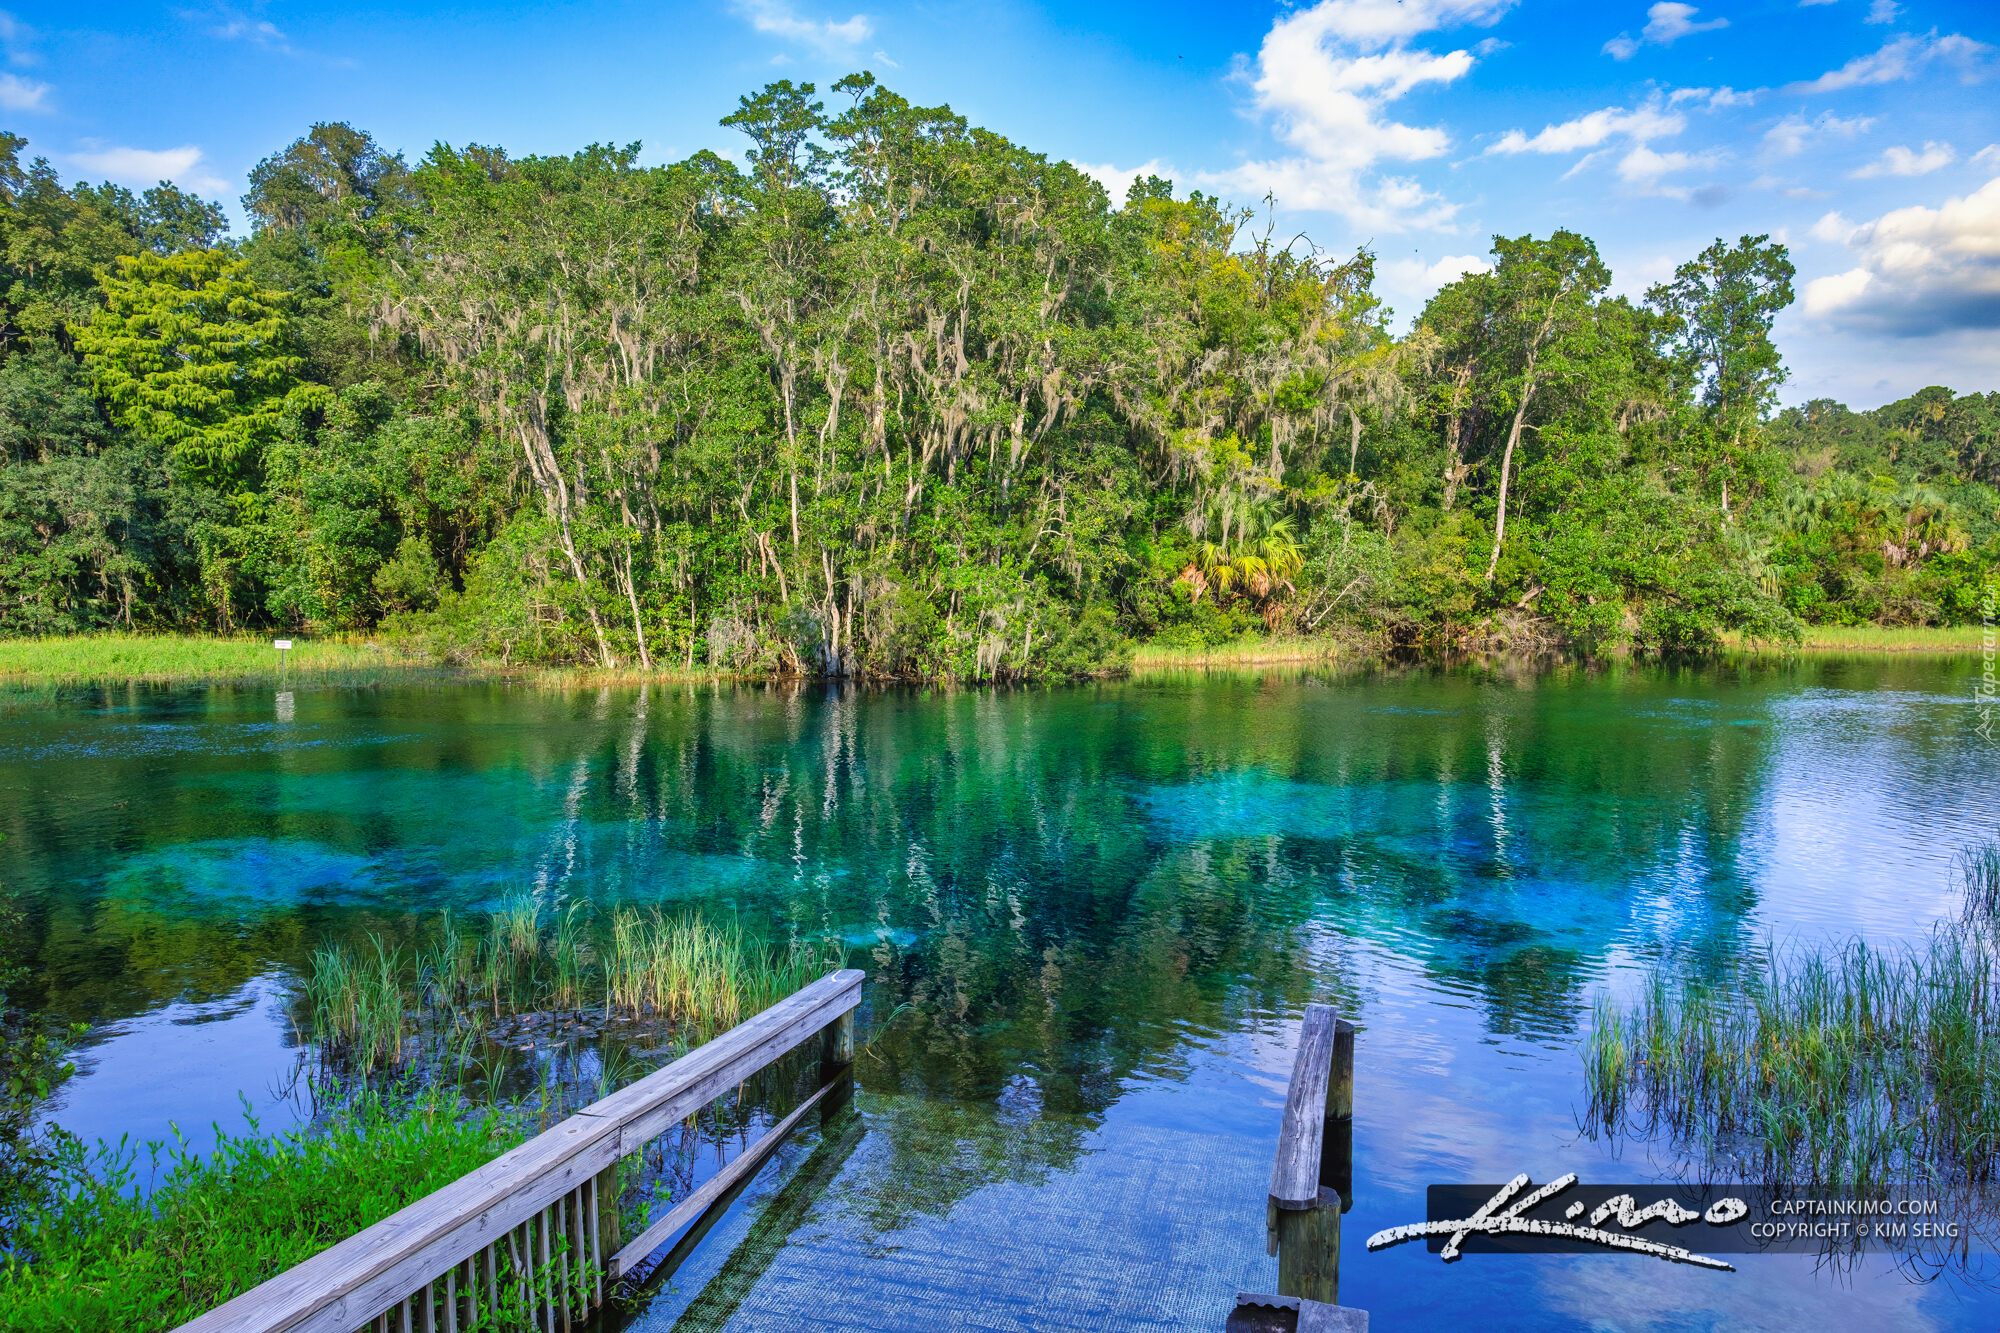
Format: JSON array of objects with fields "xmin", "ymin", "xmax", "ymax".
[
  {"xmin": 1605, "ymin": 2, "xmax": 1727, "ymax": 60},
  {"xmin": 1787, "ymin": 31, "xmax": 1991, "ymax": 93},
  {"xmin": 1644, "ymin": 3, "xmax": 1728, "ymax": 44},
  {"xmin": 1205, "ymin": 0, "xmax": 1513, "ymax": 231},
  {"xmin": 1389, "ymin": 252, "xmax": 1493, "ymax": 286},
  {"xmin": 1670, "ymin": 85, "xmax": 1754, "ymax": 108},
  {"xmin": 731, "ymin": 0, "xmax": 871, "ymax": 53},
  {"xmin": 66, "ymin": 144, "xmax": 230, "ymax": 197},
  {"xmin": 1616, "ymin": 144, "xmax": 1720, "ymax": 198},
  {"xmin": 1488, "ymin": 100, "xmax": 1683, "ymax": 155},
  {"xmin": 1072, "ymin": 158, "xmax": 1175, "ymax": 202},
  {"xmin": 0, "ymin": 70, "xmax": 45, "ymax": 110},
  {"xmin": 1851, "ymin": 141, "xmax": 1955, "ymax": 178},
  {"xmin": 1809, "ymin": 210, "xmax": 1856, "ymax": 243},
  {"xmin": 1976, "ymin": 144, "xmax": 2000, "ymax": 168},
  {"xmin": 1763, "ymin": 111, "xmax": 1873, "ymax": 158},
  {"xmin": 1801, "ymin": 175, "xmax": 2000, "ymax": 335},
  {"xmin": 1865, "ymin": 0, "xmax": 1900, "ymax": 24}
]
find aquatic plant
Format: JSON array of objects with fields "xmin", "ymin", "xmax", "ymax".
[
  {"xmin": 1583, "ymin": 924, "xmax": 2000, "ymax": 1200},
  {"xmin": 303, "ymin": 904, "xmax": 844, "ymax": 1078},
  {"xmin": 1959, "ymin": 836, "xmax": 2000, "ymax": 924},
  {"xmin": 0, "ymin": 1092, "xmax": 538, "ymax": 1333}
]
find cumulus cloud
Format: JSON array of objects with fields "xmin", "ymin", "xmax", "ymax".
[
  {"xmin": 1851, "ymin": 141, "xmax": 1955, "ymax": 178},
  {"xmin": 1385, "ymin": 252, "xmax": 1493, "ymax": 286},
  {"xmin": 1488, "ymin": 100, "xmax": 1682, "ymax": 155},
  {"xmin": 1865, "ymin": 0, "xmax": 1900, "ymax": 24},
  {"xmin": 0, "ymin": 70, "xmax": 44, "ymax": 110},
  {"xmin": 1976, "ymin": 144, "xmax": 2000, "ymax": 168},
  {"xmin": 1786, "ymin": 31, "xmax": 1991, "ymax": 93},
  {"xmin": 1616, "ymin": 144, "xmax": 1721, "ymax": 198},
  {"xmin": 1203, "ymin": 0, "xmax": 1512, "ymax": 231},
  {"xmin": 731, "ymin": 0, "xmax": 871, "ymax": 53},
  {"xmin": 1763, "ymin": 111, "xmax": 1873, "ymax": 158},
  {"xmin": 66, "ymin": 144, "xmax": 230, "ymax": 196},
  {"xmin": 1072, "ymin": 159, "xmax": 1175, "ymax": 202},
  {"xmin": 1802, "ymin": 175, "xmax": 2000, "ymax": 335},
  {"xmin": 1605, "ymin": 3, "xmax": 1728, "ymax": 61}
]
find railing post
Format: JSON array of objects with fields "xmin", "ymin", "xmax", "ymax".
[
  {"xmin": 593, "ymin": 1160, "xmax": 621, "ymax": 1286},
  {"xmin": 1270, "ymin": 1006, "xmax": 1355, "ymax": 1309},
  {"xmin": 1276, "ymin": 1189, "xmax": 1342, "ymax": 1305},
  {"xmin": 820, "ymin": 1009, "xmax": 854, "ymax": 1079},
  {"xmin": 1322, "ymin": 1018, "xmax": 1355, "ymax": 1210},
  {"xmin": 820, "ymin": 1008, "xmax": 855, "ymax": 1123}
]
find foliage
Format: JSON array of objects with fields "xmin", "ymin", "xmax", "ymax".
[
  {"xmin": 0, "ymin": 1093, "xmax": 526, "ymax": 1333},
  {"xmin": 75, "ymin": 250, "xmax": 326, "ymax": 484},
  {"xmin": 0, "ymin": 89, "xmax": 1991, "ymax": 670}
]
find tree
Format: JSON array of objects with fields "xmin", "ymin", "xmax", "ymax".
[
  {"xmin": 75, "ymin": 249, "xmax": 326, "ymax": 484},
  {"xmin": 74, "ymin": 181, "xmax": 229, "ymax": 254},
  {"xmin": 244, "ymin": 122, "xmax": 411, "ymax": 235},
  {"xmin": 1647, "ymin": 235, "xmax": 1794, "ymax": 436},
  {"xmin": 1475, "ymin": 230, "xmax": 1611, "ymax": 583}
]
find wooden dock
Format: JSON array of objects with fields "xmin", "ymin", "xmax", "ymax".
[{"xmin": 173, "ymin": 968, "xmax": 865, "ymax": 1333}]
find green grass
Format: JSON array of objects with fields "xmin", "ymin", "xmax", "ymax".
[
  {"xmin": 1127, "ymin": 633, "xmax": 1371, "ymax": 673},
  {"xmin": 1726, "ymin": 623, "xmax": 1991, "ymax": 654},
  {"xmin": 0, "ymin": 1092, "xmax": 549, "ymax": 1333},
  {"xmin": 1584, "ymin": 841, "xmax": 2000, "ymax": 1198},
  {"xmin": 0, "ymin": 633, "xmax": 431, "ymax": 686}
]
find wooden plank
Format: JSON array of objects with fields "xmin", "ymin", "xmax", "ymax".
[
  {"xmin": 173, "ymin": 969, "xmax": 864, "ymax": 1333},
  {"xmin": 1269, "ymin": 1005, "xmax": 1336, "ymax": 1211},
  {"xmin": 608, "ymin": 1077, "xmax": 836, "ymax": 1277}
]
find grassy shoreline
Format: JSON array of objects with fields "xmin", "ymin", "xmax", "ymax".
[
  {"xmin": 0, "ymin": 623, "xmax": 1987, "ymax": 689},
  {"xmin": 1726, "ymin": 623, "xmax": 1991, "ymax": 654}
]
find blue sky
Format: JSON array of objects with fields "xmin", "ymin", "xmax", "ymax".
[{"xmin": 7, "ymin": 0, "xmax": 1998, "ymax": 406}]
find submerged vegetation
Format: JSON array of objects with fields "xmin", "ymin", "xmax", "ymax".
[
  {"xmin": 0, "ymin": 85, "xmax": 1991, "ymax": 679},
  {"xmin": 305, "ymin": 903, "xmax": 844, "ymax": 1077},
  {"xmin": 1584, "ymin": 839, "xmax": 2000, "ymax": 1210}
]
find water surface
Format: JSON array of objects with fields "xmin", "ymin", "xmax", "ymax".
[{"xmin": 2, "ymin": 658, "xmax": 1993, "ymax": 1330}]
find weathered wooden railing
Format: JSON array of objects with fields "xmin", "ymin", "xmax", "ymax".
[
  {"xmin": 175, "ymin": 968, "xmax": 864, "ymax": 1333},
  {"xmin": 1231, "ymin": 1003, "xmax": 1364, "ymax": 1332}
]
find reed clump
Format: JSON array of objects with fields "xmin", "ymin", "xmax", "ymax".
[
  {"xmin": 1958, "ymin": 836, "xmax": 2000, "ymax": 925},
  {"xmin": 1584, "ymin": 922, "xmax": 2000, "ymax": 1198},
  {"xmin": 306, "ymin": 902, "xmax": 842, "ymax": 1076}
]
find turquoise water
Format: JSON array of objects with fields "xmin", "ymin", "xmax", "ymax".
[{"xmin": 2, "ymin": 658, "xmax": 1995, "ymax": 1329}]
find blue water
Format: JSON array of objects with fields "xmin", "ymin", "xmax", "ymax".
[{"xmin": 2, "ymin": 657, "xmax": 1995, "ymax": 1329}]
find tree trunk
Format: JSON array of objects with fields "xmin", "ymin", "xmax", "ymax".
[{"xmin": 1483, "ymin": 372, "xmax": 1536, "ymax": 585}]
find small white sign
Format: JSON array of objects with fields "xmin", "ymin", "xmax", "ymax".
[{"xmin": 274, "ymin": 640, "xmax": 293, "ymax": 650}]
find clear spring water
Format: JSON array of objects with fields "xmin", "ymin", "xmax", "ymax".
[{"xmin": 2, "ymin": 657, "xmax": 1995, "ymax": 1331}]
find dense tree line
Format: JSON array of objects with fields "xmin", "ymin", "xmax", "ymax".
[{"xmin": 0, "ymin": 80, "xmax": 1994, "ymax": 675}]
